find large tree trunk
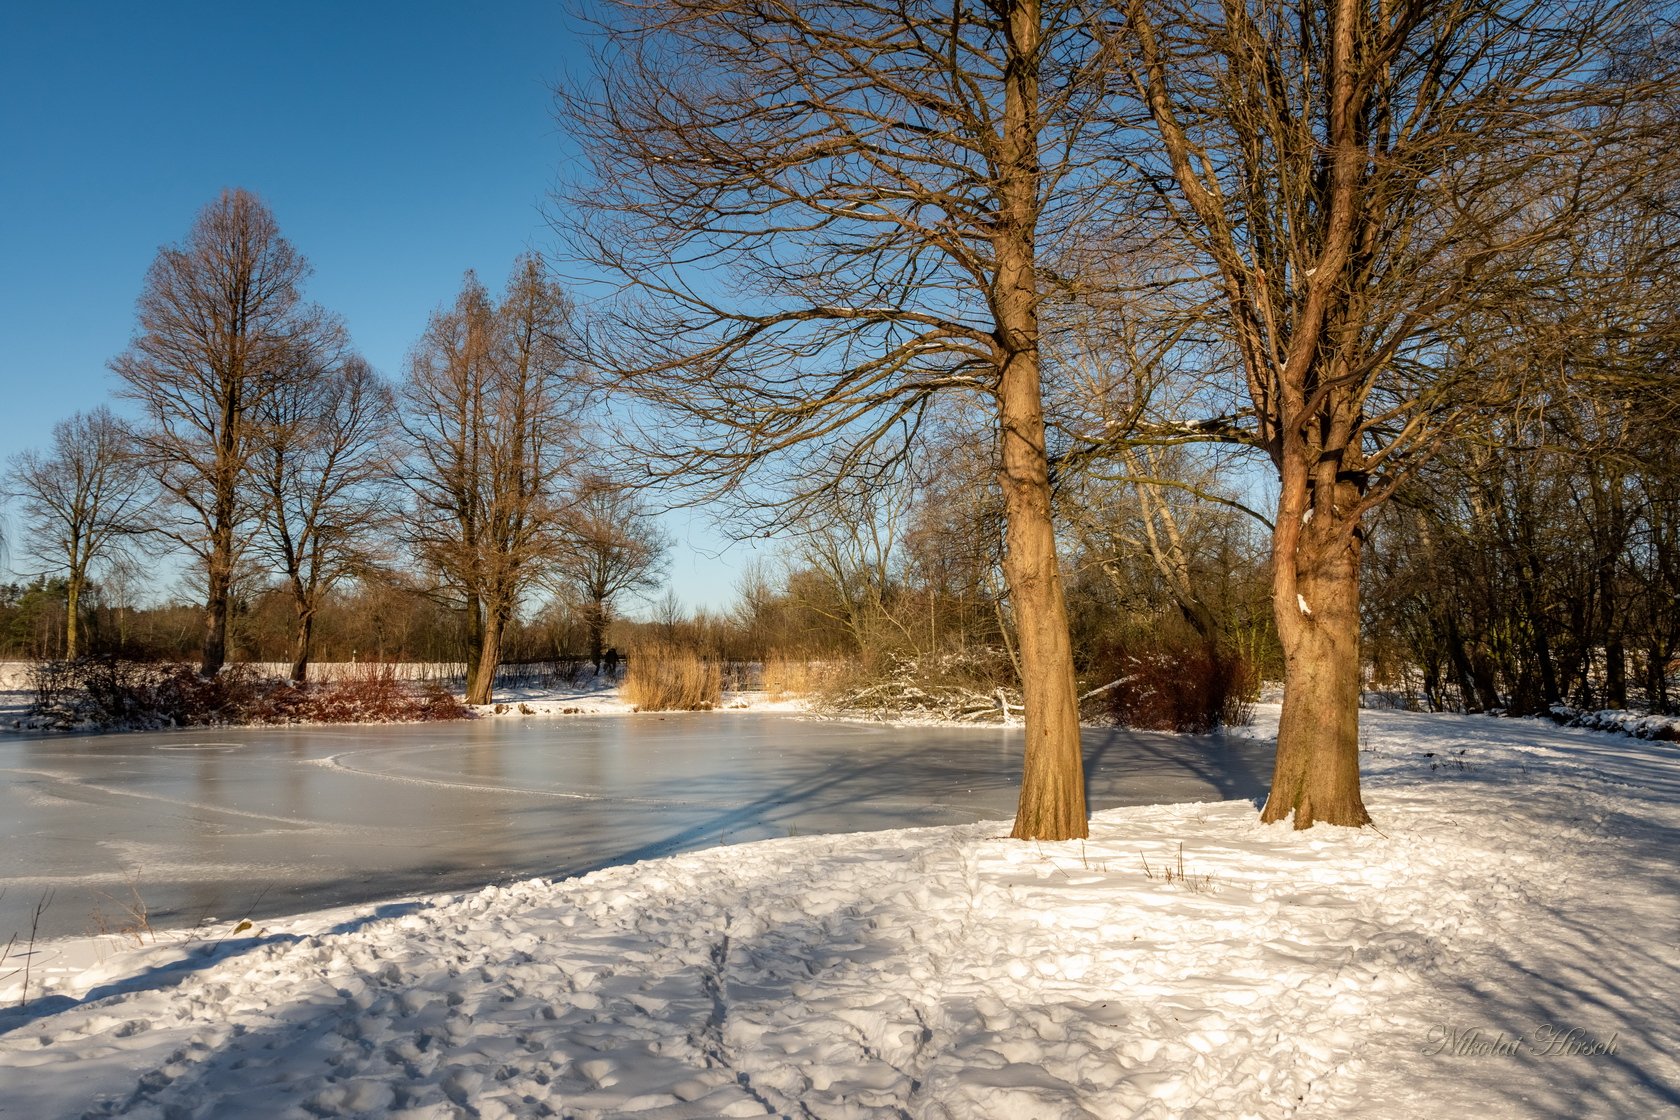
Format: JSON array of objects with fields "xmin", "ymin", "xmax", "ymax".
[
  {"xmin": 997, "ymin": 0, "xmax": 1085, "ymax": 842},
  {"xmin": 463, "ymin": 593, "xmax": 485, "ymax": 702},
  {"xmin": 587, "ymin": 597, "xmax": 607, "ymax": 672},
  {"xmin": 1262, "ymin": 512, "xmax": 1372, "ymax": 829},
  {"xmin": 201, "ymin": 547, "xmax": 232, "ymax": 678},
  {"xmin": 290, "ymin": 606, "xmax": 315, "ymax": 683},
  {"xmin": 1000, "ymin": 461, "xmax": 1087, "ymax": 841},
  {"xmin": 467, "ymin": 605, "xmax": 504, "ymax": 706}
]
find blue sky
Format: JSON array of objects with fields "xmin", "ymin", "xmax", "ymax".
[{"xmin": 0, "ymin": 0, "xmax": 764, "ymax": 609}]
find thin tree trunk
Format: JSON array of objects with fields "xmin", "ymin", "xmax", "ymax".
[
  {"xmin": 65, "ymin": 577, "xmax": 82, "ymax": 661},
  {"xmin": 1443, "ymin": 617, "xmax": 1484, "ymax": 711},
  {"xmin": 1513, "ymin": 554, "xmax": 1560, "ymax": 709},
  {"xmin": 588, "ymin": 597, "xmax": 606, "ymax": 672}
]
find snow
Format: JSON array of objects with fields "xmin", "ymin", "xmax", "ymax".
[
  {"xmin": 2, "ymin": 707, "xmax": 1677, "ymax": 1118},
  {"xmin": 467, "ymin": 683, "xmax": 809, "ymax": 721}
]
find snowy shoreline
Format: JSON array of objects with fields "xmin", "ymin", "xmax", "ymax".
[{"xmin": 2, "ymin": 705, "xmax": 1675, "ymax": 1118}]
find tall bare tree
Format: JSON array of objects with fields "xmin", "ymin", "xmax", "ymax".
[
  {"xmin": 564, "ymin": 0, "xmax": 1133, "ymax": 839},
  {"xmin": 7, "ymin": 406, "xmax": 146, "ymax": 659},
  {"xmin": 549, "ymin": 478, "xmax": 670, "ymax": 669},
  {"xmin": 1110, "ymin": 0, "xmax": 1670, "ymax": 826},
  {"xmin": 253, "ymin": 356, "xmax": 395, "ymax": 680},
  {"xmin": 400, "ymin": 256, "xmax": 577, "ymax": 704},
  {"xmin": 112, "ymin": 188, "xmax": 343, "ymax": 676}
]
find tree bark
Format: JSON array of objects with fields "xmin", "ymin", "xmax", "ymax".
[
  {"xmin": 1263, "ymin": 507, "xmax": 1372, "ymax": 829},
  {"xmin": 65, "ymin": 578, "xmax": 82, "ymax": 661},
  {"xmin": 201, "ymin": 544, "xmax": 232, "ymax": 677},
  {"xmin": 588, "ymin": 597, "xmax": 607, "ymax": 672},
  {"xmin": 463, "ymin": 593, "xmax": 485, "ymax": 703},
  {"xmin": 467, "ymin": 606, "xmax": 504, "ymax": 706},
  {"xmin": 996, "ymin": 0, "xmax": 1085, "ymax": 841},
  {"xmin": 290, "ymin": 607, "xmax": 315, "ymax": 683},
  {"xmin": 1000, "ymin": 426, "xmax": 1087, "ymax": 840}
]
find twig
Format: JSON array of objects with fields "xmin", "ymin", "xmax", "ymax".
[
  {"xmin": 1079, "ymin": 677, "xmax": 1129, "ymax": 702},
  {"xmin": 19, "ymin": 889, "xmax": 54, "ymax": 1009},
  {"xmin": 213, "ymin": 885, "xmax": 273, "ymax": 950}
]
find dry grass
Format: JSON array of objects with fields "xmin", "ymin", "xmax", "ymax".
[
  {"xmin": 761, "ymin": 654, "xmax": 832, "ymax": 701},
  {"xmin": 622, "ymin": 642, "xmax": 723, "ymax": 711},
  {"xmin": 1141, "ymin": 843, "xmax": 1219, "ymax": 894},
  {"xmin": 89, "ymin": 883, "xmax": 154, "ymax": 945}
]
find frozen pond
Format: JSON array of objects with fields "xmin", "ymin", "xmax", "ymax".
[{"xmin": 0, "ymin": 713, "xmax": 1273, "ymax": 940}]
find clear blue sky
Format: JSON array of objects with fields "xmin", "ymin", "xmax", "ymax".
[{"xmin": 0, "ymin": 0, "xmax": 762, "ymax": 610}]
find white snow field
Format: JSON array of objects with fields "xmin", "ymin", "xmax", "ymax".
[{"xmin": 1, "ymin": 706, "xmax": 1675, "ymax": 1119}]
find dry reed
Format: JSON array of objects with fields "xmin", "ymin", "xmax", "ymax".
[{"xmin": 622, "ymin": 642, "xmax": 723, "ymax": 711}]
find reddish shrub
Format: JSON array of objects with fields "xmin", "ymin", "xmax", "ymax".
[
  {"xmin": 1088, "ymin": 638, "xmax": 1255, "ymax": 733},
  {"xmin": 29, "ymin": 657, "xmax": 472, "ymax": 729}
]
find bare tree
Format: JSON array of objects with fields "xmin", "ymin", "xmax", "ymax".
[
  {"xmin": 112, "ymin": 188, "xmax": 343, "ymax": 676},
  {"xmin": 253, "ymin": 356, "xmax": 395, "ymax": 681},
  {"xmin": 549, "ymin": 478, "xmax": 670, "ymax": 670},
  {"xmin": 563, "ymin": 0, "xmax": 1133, "ymax": 839},
  {"xmin": 1108, "ymin": 0, "xmax": 1671, "ymax": 826},
  {"xmin": 400, "ymin": 256, "xmax": 577, "ymax": 704},
  {"xmin": 783, "ymin": 479, "xmax": 912, "ymax": 659},
  {"xmin": 7, "ymin": 407, "xmax": 146, "ymax": 659}
]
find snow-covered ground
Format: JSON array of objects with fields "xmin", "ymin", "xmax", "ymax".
[{"xmin": 2, "ymin": 706, "xmax": 1676, "ymax": 1119}]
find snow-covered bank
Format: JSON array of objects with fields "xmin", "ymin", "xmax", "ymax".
[
  {"xmin": 2, "ymin": 707, "xmax": 1676, "ymax": 1118},
  {"xmin": 465, "ymin": 683, "xmax": 808, "ymax": 721}
]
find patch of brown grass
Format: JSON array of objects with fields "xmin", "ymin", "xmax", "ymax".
[
  {"xmin": 761, "ymin": 654, "xmax": 831, "ymax": 701},
  {"xmin": 622, "ymin": 642, "xmax": 723, "ymax": 711}
]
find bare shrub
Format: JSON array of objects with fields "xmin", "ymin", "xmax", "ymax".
[
  {"xmin": 621, "ymin": 642, "xmax": 723, "ymax": 711},
  {"xmin": 1091, "ymin": 639, "xmax": 1255, "ymax": 734},
  {"xmin": 27, "ymin": 656, "xmax": 470, "ymax": 729}
]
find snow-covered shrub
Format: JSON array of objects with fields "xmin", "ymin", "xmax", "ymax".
[
  {"xmin": 817, "ymin": 648, "xmax": 1020, "ymax": 722},
  {"xmin": 1546, "ymin": 705, "xmax": 1680, "ymax": 741}
]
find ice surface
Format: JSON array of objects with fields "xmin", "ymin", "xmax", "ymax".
[{"xmin": 0, "ymin": 713, "xmax": 1271, "ymax": 941}]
